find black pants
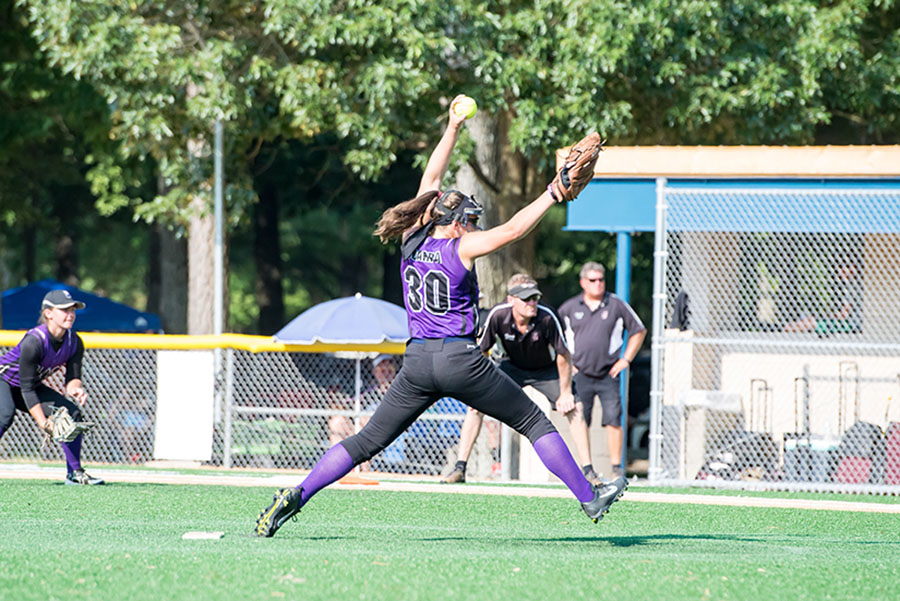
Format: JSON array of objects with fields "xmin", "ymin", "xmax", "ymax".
[
  {"xmin": 341, "ymin": 338, "xmax": 556, "ymax": 464},
  {"xmin": 0, "ymin": 379, "xmax": 82, "ymax": 432}
]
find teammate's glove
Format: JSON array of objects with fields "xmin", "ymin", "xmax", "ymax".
[
  {"xmin": 43, "ymin": 406, "xmax": 95, "ymax": 443},
  {"xmin": 548, "ymin": 132, "xmax": 604, "ymax": 203}
]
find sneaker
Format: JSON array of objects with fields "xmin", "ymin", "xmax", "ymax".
[
  {"xmin": 65, "ymin": 469, "xmax": 105, "ymax": 485},
  {"xmin": 583, "ymin": 468, "xmax": 609, "ymax": 486},
  {"xmin": 581, "ymin": 476, "xmax": 627, "ymax": 523},
  {"xmin": 441, "ymin": 466, "xmax": 466, "ymax": 484},
  {"xmin": 255, "ymin": 487, "xmax": 303, "ymax": 538}
]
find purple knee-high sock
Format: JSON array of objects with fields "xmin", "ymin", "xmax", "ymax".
[
  {"xmin": 532, "ymin": 432, "xmax": 594, "ymax": 503},
  {"xmin": 296, "ymin": 443, "xmax": 355, "ymax": 505},
  {"xmin": 61, "ymin": 434, "xmax": 83, "ymax": 473}
]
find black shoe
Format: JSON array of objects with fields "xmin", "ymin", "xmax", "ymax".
[
  {"xmin": 581, "ymin": 476, "xmax": 627, "ymax": 523},
  {"xmin": 441, "ymin": 466, "xmax": 466, "ymax": 484},
  {"xmin": 65, "ymin": 469, "xmax": 105, "ymax": 485},
  {"xmin": 255, "ymin": 488, "xmax": 303, "ymax": 537}
]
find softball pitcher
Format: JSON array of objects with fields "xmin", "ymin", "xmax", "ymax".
[{"xmin": 255, "ymin": 96, "xmax": 622, "ymax": 537}]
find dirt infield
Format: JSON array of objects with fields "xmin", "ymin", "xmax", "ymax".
[{"xmin": 3, "ymin": 463, "xmax": 899, "ymax": 514}]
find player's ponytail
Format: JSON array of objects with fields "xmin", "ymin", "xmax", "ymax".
[{"xmin": 374, "ymin": 190, "xmax": 441, "ymax": 243}]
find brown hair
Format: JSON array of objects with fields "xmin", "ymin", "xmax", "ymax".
[{"xmin": 373, "ymin": 190, "xmax": 470, "ymax": 243}]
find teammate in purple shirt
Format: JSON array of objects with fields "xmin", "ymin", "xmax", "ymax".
[
  {"xmin": 255, "ymin": 95, "xmax": 625, "ymax": 537},
  {"xmin": 0, "ymin": 289, "xmax": 104, "ymax": 485}
]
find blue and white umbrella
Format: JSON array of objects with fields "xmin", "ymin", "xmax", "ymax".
[{"xmin": 273, "ymin": 292, "xmax": 408, "ymax": 345}]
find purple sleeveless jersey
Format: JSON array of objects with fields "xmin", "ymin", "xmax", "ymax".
[
  {"xmin": 0, "ymin": 325, "xmax": 78, "ymax": 387},
  {"xmin": 401, "ymin": 236, "xmax": 480, "ymax": 338}
]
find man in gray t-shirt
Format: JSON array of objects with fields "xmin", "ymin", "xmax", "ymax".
[{"xmin": 558, "ymin": 261, "xmax": 646, "ymax": 479}]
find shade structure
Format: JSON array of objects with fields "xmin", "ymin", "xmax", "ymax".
[
  {"xmin": 273, "ymin": 293, "xmax": 408, "ymax": 345},
  {"xmin": 1, "ymin": 279, "xmax": 162, "ymax": 333}
]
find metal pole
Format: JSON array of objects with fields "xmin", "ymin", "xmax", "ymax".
[
  {"xmin": 500, "ymin": 423, "xmax": 513, "ymax": 481},
  {"xmin": 354, "ymin": 355, "xmax": 362, "ymax": 434},
  {"xmin": 616, "ymin": 231, "xmax": 632, "ymax": 474},
  {"xmin": 648, "ymin": 177, "xmax": 668, "ymax": 482},
  {"xmin": 213, "ymin": 119, "xmax": 224, "ymax": 336},
  {"xmin": 222, "ymin": 348, "xmax": 235, "ymax": 468},
  {"xmin": 212, "ymin": 121, "xmax": 226, "ymax": 433}
]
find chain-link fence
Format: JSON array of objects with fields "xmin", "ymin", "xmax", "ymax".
[
  {"xmin": 651, "ymin": 184, "xmax": 900, "ymax": 493},
  {"xmin": 216, "ymin": 349, "xmax": 467, "ymax": 476},
  {"xmin": 0, "ymin": 338, "xmax": 475, "ymax": 478}
]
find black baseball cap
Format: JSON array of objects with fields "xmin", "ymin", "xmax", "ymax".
[
  {"xmin": 42, "ymin": 289, "xmax": 86, "ymax": 310},
  {"xmin": 508, "ymin": 282, "xmax": 542, "ymax": 300}
]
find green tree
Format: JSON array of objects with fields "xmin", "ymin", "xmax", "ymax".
[{"xmin": 17, "ymin": 0, "xmax": 899, "ymax": 329}]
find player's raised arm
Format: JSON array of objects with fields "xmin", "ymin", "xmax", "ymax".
[{"xmin": 416, "ymin": 95, "xmax": 471, "ymax": 197}]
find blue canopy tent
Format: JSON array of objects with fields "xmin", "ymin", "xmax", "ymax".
[{"xmin": 1, "ymin": 279, "xmax": 162, "ymax": 333}]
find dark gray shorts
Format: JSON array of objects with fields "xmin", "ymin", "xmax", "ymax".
[
  {"xmin": 497, "ymin": 360, "xmax": 570, "ymax": 410},
  {"xmin": 340, "ymin": 338, "xmax": 557, "ymax": 464},
  {"xmin": 572, "ymin": 372, "xmax": 621, "ymax": 427}
]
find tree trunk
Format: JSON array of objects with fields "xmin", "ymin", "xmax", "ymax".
[
  {"xmin": 23, "ymin": 223, "xmax": 36, "ymax": 282},
  {"xmin": 454, "ymin": 110, "xmax": 543, "ymax": 307},
  {"xmin": 254, "ymin": 181, "xmax": 285, "ymax": 335},
  {"xmin": 184, "ymin": 80, "xmax": 226, "ymax": 335},
  {"xmin": 382, "ymin": 247, "xmax": 402, "ymax": 306},
  {"xmin": 147, "ymin": 173, "xmax": 188, "ymax": 334},
  {"xmin": 187, "ymin": 195, "xmax": 216, "ymax": 335},
  {"xmin": 155, "ymin": 223, "xmax": 188, "ymax": 334},
  {"xmin": 52, "ymin": 200, "xmax": 79, "ymax": 286},
  {"xmin": 147, "ymin": 224, "xmax": 161, "ymax": 317}
]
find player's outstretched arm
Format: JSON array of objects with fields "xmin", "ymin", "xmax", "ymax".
[
  {"xmin": 457, "ymin": 189, "xmax": 555, "ymax": 264},
  {"xmin": 458, "ymin": 131, "xmax": 602, "ymax": 266}
]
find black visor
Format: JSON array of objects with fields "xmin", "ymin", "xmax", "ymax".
[{"xmin": 434, "ymin": 191, "xmax": 484, "ymax": 230}]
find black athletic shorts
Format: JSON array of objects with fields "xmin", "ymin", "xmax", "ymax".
[
  {"xmin": 340, "ymin": 338, "xmax": 557, "ymax": 465},
  {"xmin": 0, "ymin": 379, "xmax": 82, "ymax": 430},
  {"xmin": 572, "ymin": 372, "xmax": 621, "ymax": 428}
]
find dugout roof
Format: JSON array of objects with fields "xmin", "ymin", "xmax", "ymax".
[{"xmin": 559, "ymin": 145, "xmax": 900, "ymax": 233}]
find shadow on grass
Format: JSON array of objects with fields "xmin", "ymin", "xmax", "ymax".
[
  {"xmin": 599, "ymin": 533, "xmax": 762, "ymax": 547},
  {"xmin": 518, "ymin": 533, "xmax": 900, "ymax": 549},
  {"xmin": 411, "ymin": 533, "xmax": 759, "ymax": 546}
]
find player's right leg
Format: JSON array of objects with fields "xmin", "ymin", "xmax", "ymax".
[
  {"xmin": 36, "ymin": 386, "xmax": 104, "ymax": 486},
  {"xmin": 439, "ymin": 341, "xmax": 627, "ymax": 522},
  {"xmin": 442, "ymin": 408, "xmax": 483, "ymax": 483}
]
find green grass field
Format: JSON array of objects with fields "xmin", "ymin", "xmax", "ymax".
[{"xmin": 2, "ymin": 478, "xmax": 898, "ymax": 601}]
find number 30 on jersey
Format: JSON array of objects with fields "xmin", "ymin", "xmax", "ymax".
[{"xmin": 404, "ymin": 267, "xmax": 450, "ymax": 315}]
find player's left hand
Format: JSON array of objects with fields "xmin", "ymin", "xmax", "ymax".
[
  {"xmin": 67, "ymin": 384, "xmax": 88, "ymax": 406},
  {"xmin": 555, "ymin": 392, "xmax": 576, "ymax": 414},
  {"xmin": 609, "ymin": 358, "xmax": 630, "ymax": 378}
]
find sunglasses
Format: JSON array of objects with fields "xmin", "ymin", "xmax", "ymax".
[{"xmin": 586, "ymin": 277, "xmax": 604, "ymax": 283}]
